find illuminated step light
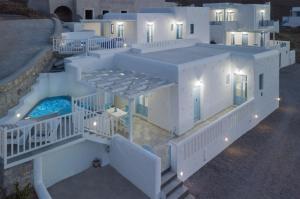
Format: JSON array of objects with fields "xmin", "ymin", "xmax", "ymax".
[{"xmin": 180, "ymin": 171, "xmax": 183, "ymax": 177}]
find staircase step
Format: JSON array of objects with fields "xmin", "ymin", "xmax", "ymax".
[
  {"xmin": 162, "ymin": 178, "xmax": 182, "ymax": 198},
  {"xmin": 167, "ymin": 185, "xmax": 189, "ymax": 199},
  {"xmin": 161, "ymin": 170, "xmax": 177, "ymax": 188},
  {"xmin": 184, "ymin": 194, "xmax": 196, "ymax": 199}
]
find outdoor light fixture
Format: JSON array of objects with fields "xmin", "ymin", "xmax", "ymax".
[
  {"xmin": 180, "ymin": 171, "xmax": 183, "ymax": 177},
  {"xmin": 195, "ymin": 80, "xmax": 203, "ymax": 87},
  {"xmin": 16, "ymin": 113, "xmax": 21, "ymax": 118},
  {"xmin": 276, "ymin": 97, "xmax": 281, "ymax": 101},
  {"xmin": 93, "ymin": 121, "xmax": 97, "ymax": 126},
  {"xmin": 224, "ymin": 137, "xmax": 229, "ymax": 142},
  {"xmin": 235, "ymin": 69, "xmax": 244, "ymax": 75},
  {"xmin": 254, "ymin": 114, "xmax": 259, "ymax": 119},
  {"xmin": 123, "ymin": 43, "xmax": 127, "ymax": 47}
]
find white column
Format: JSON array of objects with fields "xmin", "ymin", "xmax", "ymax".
[{"xmin": 128, "ymin": 98, "xmax": 134, "ymax": 142}]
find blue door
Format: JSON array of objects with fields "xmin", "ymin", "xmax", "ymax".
[
  {"xmin": 193, "ymin": 87, "xmax": 201, "ymax": 122},
  {"xmin": 234, "ymin": 74, "xmax": 247, "ymax": 105},
  {"xmin": 242, "ymin": 33, "xmax": 248, "ymax": 46},
  {"xmin": 136, "ymin": 95, "xmax": 148, "ymax": 117}
]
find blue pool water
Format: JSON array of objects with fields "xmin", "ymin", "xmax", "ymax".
[{"xmin": 26, "ymin": 96, "xmax": 72, "ymax": 119}]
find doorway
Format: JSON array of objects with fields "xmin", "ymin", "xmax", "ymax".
[
  {"xmin": 234, "ymin": 74, "xmax": 247, "ymax": 105},
  {"xmin": 193, "ymin": 86, "xmax": 201, "ymax": 122}
]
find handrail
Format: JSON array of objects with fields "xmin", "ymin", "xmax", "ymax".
[{"xmin": 53, "ymin": 36, "xmax": 127, "ymax": 55}]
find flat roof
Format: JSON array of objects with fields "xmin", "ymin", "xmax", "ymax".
[{"xmin": 128, "ymin": 44, "xmax": 272, "ymax": 65}]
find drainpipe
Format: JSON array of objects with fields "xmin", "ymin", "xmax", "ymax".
[{"xmin": 34, "ymin": 157, "xmax": 52, "ymax": 199}]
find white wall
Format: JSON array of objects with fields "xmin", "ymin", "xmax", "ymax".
[
  {"xmin": 177, "ymin": 53, "xmax": 233, "ymax": 134},
  {"xmin": 147, "ymin": 85, "xmax": 178, "ymax": 132},
  {"xmin": 62, "ymin": 30, "xmax": 95, "ymax": 40},
  {"xmin": 109, "ymin": 135, "xmax": 161, "ymax": 199},
  {"xmin": 42, "ymin": 140, "xmax": 109, "ymax": 187}
]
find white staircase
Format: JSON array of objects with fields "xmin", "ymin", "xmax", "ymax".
[{"xmin": 161, "ymin": 168, "xmax": 195, "ymax": 199}]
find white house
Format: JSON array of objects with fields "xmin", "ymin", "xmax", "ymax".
[
  {"xmin": 0, "ymin": 40, "xmax": 280, "ymax": 199},
  {"xmin": 282, "ymin": 7, "xmax": 300, "ymax": 28},
  {"xmin": 204, "ymin": 2, "xmax": 295, "ymax": 68}
]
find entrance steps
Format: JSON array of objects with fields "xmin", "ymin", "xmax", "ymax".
[{"xmin": 161, "ymin": 168, "xmax": 195, "ymax": 199}]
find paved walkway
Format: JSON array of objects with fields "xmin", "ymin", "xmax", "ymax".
[
  {"xmin": 48, "ymin": 166, "xmax": 149, "ymax": 199},
  {"xmin": 0, "ymin": 19, "xmax": 53, "ymax": 80},
  {"xmin": 185, "ymin": 64, "xmax": 300, "ymax": 199}
]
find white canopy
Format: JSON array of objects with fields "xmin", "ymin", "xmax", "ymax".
[{"xmin": 81, "ymin": 68, "xmax": 174, "ymax": 99}]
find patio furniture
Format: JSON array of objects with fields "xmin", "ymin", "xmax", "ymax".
[
  {"xmin": 107, "ymin": 107, "xmax": 127, "ymax": 132},
  {"xmin": 29, "ymin": 119, "xmax": 60, "ymax": 144},
  {"xmin": 0, "ymin": 119, "xmax": 35, "ymax": 146}
]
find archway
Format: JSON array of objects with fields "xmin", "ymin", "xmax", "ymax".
[{"xmin": 54, "ymin": 6, "xmax": 73, "ymax": 22}]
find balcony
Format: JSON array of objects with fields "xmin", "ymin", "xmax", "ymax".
[{"xmin": 258, "ymin": 20, "xmax": 279, "ymax": 32}]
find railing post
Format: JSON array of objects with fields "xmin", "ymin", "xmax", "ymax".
[{"xmin": 3, "ymin": 128, "xmax": 7, "ymax": 168}]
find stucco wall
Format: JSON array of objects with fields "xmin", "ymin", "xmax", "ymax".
[
  {"xmin": 42, "ymin": 140, "xmax": 109, "ymax": 187},
  {"xmin": 109, "ymin": 135, "xmax": 161, "ymax": 199}
]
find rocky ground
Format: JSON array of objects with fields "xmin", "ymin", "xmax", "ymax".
[{"xmin": 185, "ymin": 64, "xmax": 300, "ymax": 199}]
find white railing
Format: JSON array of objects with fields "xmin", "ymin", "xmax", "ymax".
[
  {"xmin": 72, "ymin": 93, "xmax": 116, "ymax": 138},
  {"xmin": 132, "ymin": 39, "xmax": 199, "ymax": 52},
  {"xmin": 0, "ymin": 112, "xmax": 85, "ymax": 167},
  {"xmin": 72, "ymin": 93, "xmax": 105, "ymax": 113},
  {"xmin": 83, "ymin": 111, "xmax": 115, "ymax": 138},
  {"xmin": 268, "ymin": 40, "xmax": 290, "ymax": 49},
  {"xmin": 170, "ymin": 99, "xmax": 255, "ymax": 180},
  {"xmin": 53, "ymin": 37, "xmax": 127, "ymax": 55}
]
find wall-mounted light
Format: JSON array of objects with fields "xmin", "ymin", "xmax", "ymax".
[
  {"xmin": 235, "ymin": 69, "xmax": 244, "ymax": 75},
  {"xmin": 260, "ymin": 10, "xmax": 266, "ymax": 14},
  {"xmin": 93, "ymin": 121, "xmax": 97, "ymax": 126},
  {"xmin": 123, "ymin": 43, "xmax": 127, "ymax": 47},
  {"xmin": 254, "ymin": 114, "xmax": 259, "ymax": 119},
  {"xmin": 194, "ymin": 80, "xmax": 203, "ymax": 87},
  {"xmin": 276, "ymin": 97, "xmax": 281, "ymax": 101},
  {"xmin": 180, "ymin": 171, "xmax": 183, "ymax": 177},
  {"xmin": 224, "ymin": 137, "xmax": 229, "ymax": 142},
  {"xmin": 16, "ymin": 113, "xmax": 21, "ymax": 118},
  {"xmin": 116, "ymin": 21, "xmax": 124, "ymax": 25}
]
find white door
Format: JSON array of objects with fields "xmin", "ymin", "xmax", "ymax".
[{"xmin": 146, "ymin": 23, "xmax": 154, "ymax": 43}]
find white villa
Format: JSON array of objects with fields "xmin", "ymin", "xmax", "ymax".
[
  {"xmin": 0, "ymin": 4, "xmax": 290, "ymax": 199},
  {"xmin": 53, "ymin": 6, "xmax": 210, "ymax": 53},
  {"xmin": 204, "ymin": 2, "xmax": 296, "ymax": 68},
  {"xmin": 282, "ymin": 7, "xmax": 300, "ymax": 28}
]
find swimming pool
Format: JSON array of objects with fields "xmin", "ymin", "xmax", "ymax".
[{"xmin": 26, "ymin": 96, "xmax": 72, "ymax": 119}]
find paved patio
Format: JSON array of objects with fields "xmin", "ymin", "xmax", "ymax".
[
  {"xmin": 185, "ymin": 64, "xmax": 300, "ymax": 199},
  {"xmin": 48, "ymin": 166, "xmax": 149, "ymax": 199}
]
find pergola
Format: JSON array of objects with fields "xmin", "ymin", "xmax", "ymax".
[{"xmin": 80, "ymin": 68, "xmax": 175, "ymax": 141}]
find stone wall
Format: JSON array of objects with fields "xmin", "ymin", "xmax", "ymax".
[
  {"xmin": 0, "ymin": 47, "xmax": 53, "ymax": 118},
  {"xmin": 0, "ymin": 17, "xmax": 62, "ymax": 119},
  {"xmin": 0, "ymin": 161, "xmax": 34, "ymax": 197}
]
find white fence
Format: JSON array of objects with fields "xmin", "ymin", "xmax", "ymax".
[
  {"xmin": 72, "ymin": 93, "xmax": 115, "ymax": 138},
  {"xmin": 53, "ymin": 37, "xmax": 127, "ymax": 54},
  {"xmin": 268, "ymin": 40, "xmax": 290, "ymax": 49},
  {"xmin": 0, "ymin": 112, "xmax": 85, "ymax": 168},
  {"xmin": 170, "ymin": 99, "xmax": 255, "ymax": 181},
  {"xmin": 132, "ymin": 39, "xmax": 199, "ymax": 53}
]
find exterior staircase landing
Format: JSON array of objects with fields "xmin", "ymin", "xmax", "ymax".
[{"xmin": 161, "ymin": 168, "xmax": 195, "ymax": 199}]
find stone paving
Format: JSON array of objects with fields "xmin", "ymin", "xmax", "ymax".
[
  {"xmin": 185, "ymin": 64, "xmax": 300, "ymax": 199},
  {"xmin": 0, "ymin": 19, "xmax": 53, "ymax": 80},
  {"xmin": 48, "ymin": 166, "xmax": 149, "ymax": 199}
]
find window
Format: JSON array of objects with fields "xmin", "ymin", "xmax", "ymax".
[
  {"xmin": 102, "ymin": 10, "xmax": 109, "ymax": 15},
  {"xmin": 85, "ymin": 9, "xmax": 93, "ymax": 19},
  {"xmin": 176, "ymin": 24, "xmax": 183, "ymax": 39},
  {"xmin": 111, "ymin": 24, "xmax": 114, "ymax": 34},
  {"xmin": 230, "ymin": 33, "xmax": 235, "ymax": 45},
  {"xmin": 259, "ymin": 74, "xmax": 264, "ymax": 90},
  {"xmin": 121, "ymin": 10, "xmax": 127, "ymax": 13},
  {"xmin": 226, "ymin": 11, "xmax": 235, "ymax": 21},
  {"xmin": 146, "ymin": 23, "xmax": 154, "ymax": 43},
  {"xmin": 190, "ymin": 24, "xmax": 194, "ymax": 34},
  {"xmin": 215, "ymin": 11, "xmax": 223, "ymax": 22},
  {"xmin": 117, "ymin": 23, "xmax": 124, "ymax": 38}
]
